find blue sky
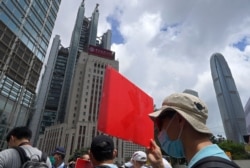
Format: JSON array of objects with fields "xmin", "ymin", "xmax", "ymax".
[
  {"xmin": 233, "ymin": 37, "xmax": 249, "ymax": 52},
  {"xmin": 107, "ymin": 16, "xmax": 124, "ymax": 44}
]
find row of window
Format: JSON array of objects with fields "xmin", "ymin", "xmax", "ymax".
[
  {"xmin": 1, "ymin": 0, "xmax": 59, "ymax": 62},
  {"xmin": 0, "ymin": 75, "xmax": 33, "ymax": 107}
]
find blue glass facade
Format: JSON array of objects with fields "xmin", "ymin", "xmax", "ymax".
[
  {"xmin": 41, "ymin": 46, "xmax": 68, "ymax": 132},
  {"xmin": 210, "ymin": 53, "xmax": 247, "ymax": 143},
  {"xmin": 0, "ymin": 0, "xmax": 61, "ymax": 149}
]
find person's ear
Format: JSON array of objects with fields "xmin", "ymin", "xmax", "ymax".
[
  {"xmin": 113, "ymin": 149, "xmax": 118, "ymax": 158},
  {"xmin": 10, "ymin": 135, "xmax": 17, "ymax": 143},
  {"xmin": 89, "ymin": 150, "xmax": 94, "ymax": 161}
]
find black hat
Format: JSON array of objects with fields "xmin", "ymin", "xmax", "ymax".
[{"xmin": 91, "ymin": 135, "xmax": 114, "ymax": 154}]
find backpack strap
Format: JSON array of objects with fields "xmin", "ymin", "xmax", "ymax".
[
  {"xmin": 191, "ymin": 156, "xmax": 240, "ymax": 168},
  {"xmin": 13, "ymin": 146, "xmax": 48, "ymax": 163},
  {"xmin": 41, "ymin": 151, "xmax": 48, "ymax": 162},
  {"xmin": 13, "ymin": 146, "xmax": 29, "ymax": 165}
]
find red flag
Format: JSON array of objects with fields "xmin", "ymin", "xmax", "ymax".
[
  {"xmin": 75, "ymin": 158, "xmax": 92, "ymax": 168},
  {"xmin": 98, "ymin": 66, "xmax": 154, "ymax": 147}
]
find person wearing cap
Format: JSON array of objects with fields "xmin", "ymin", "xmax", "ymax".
[
  {"xmin": 89, "ymin": 134, "xmax": 117, "ymax": 168},
  {"xmin": 124, "ymin": 151, "xmax": 147, "ymax": 168},
  {"xmin": 0, "ymin": 126, "xmax": 52, "ymax": 167},
  {"xmin": 147, "ymin": 92, "xmax": 236, "ymax": 168},
  {"xmin": 52, "ymin": 146, "xmax": 67, "ymax": 168}
]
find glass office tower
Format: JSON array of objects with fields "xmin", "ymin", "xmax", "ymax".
[
  {"xmin": 245, "ymin": 98, "xmax": 250, "ymax": 134},
  {"xmin": 0, "ymin": 0, "xmax": 61, "ymax": 149},
  {"xmin": 210, "ymin": 53, "xmax": 247, "ymax": 143},
  {"xmin": 28, "ymin": 35, "xmax": 69, "ymax": 144}
]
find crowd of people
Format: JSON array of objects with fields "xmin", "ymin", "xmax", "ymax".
[{"xmin": 0, "ymin": 92, "xmax": 240, "ymax": 168}]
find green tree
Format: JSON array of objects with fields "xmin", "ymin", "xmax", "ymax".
[
  {"xmin": 68, "ymin": 147, "xmax": 89, "ymax": 162},
  {"xmin": 217, "ymin": 140, "xmax": 250, "ymax": 160}
]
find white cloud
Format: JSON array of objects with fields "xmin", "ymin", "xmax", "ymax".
[{"xmin": 49, "ymin": 0, "xmax": 250, "ymax": 137}]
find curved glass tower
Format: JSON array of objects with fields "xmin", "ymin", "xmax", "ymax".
[
  {"xmin": 245, "ymin": 98, "xmax": 250, "ymax": 134},
  {"xmin": 210, "ymin": 53, "xmax": 247, "ymax": 143}
]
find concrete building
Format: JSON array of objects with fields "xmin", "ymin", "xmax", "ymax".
[
  {"xmin": 210, "ymin": 53, "xmax": 247, "ymax": 143},
  {"xmin": 36, "ymin": 1, "xmax": 145, "ymax": 163},
  {"xmin": 38, "ymin": 49, "xmax": 145, "ymax": 163},
  {"xmin": 30, "ymin": 1, "xmax": 104, "ymax": 143},
  {"xmin": 0, "ymin": 0, "xmax": 61, "ymax": 149}
]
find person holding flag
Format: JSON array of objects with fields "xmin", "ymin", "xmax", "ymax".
[{"xmin": 146, "ymin": 92, "xmax": 239, "ymax": 168}]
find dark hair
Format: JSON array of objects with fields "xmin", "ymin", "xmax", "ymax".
[
  {"xmin": 90, "ymin": 135, "xmax": 114, "ymax": 162},
  {"xmin": 6, "ymin": 126, "xmax": 32, "ymax": 142}
]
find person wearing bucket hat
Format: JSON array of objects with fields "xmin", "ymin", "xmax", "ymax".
[{"xmin": 147, "ymin": 92, "xmax": 239, "ymax": 168}]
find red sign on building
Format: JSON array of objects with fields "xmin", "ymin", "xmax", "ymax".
[{"xmin": 88, "ymin": 45, "xmax": 115, "ymax": 60}]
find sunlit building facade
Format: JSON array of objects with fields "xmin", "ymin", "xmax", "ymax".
[
  {"xmin": 37, "ymin": 1, "xmax": 146, "ymax": 163},
  {"xmin": 210, "ymin": 53, "xmax": 247, "ymax": 143},
  {"xmin": 0, "ymin": 0, "xmax": 61, "ymax": 149}
]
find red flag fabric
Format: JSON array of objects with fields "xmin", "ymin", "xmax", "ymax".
[
  {"xmin": 98, "ymin": 66, "xmax": 154, "ymax": 147},
  {"xmin": 75, "ymin": 158, "xmax": 92, "ymax": 168}
]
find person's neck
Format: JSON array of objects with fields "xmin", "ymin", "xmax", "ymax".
[
  {"xmin": 18, "ymin": 140, "xmax": 30, "ymax": 146},
  {"xmin": 95, "ymin": 160, "xmax": 114, "ymax": 166},
  {"xmin": 56, "ymin": 160, "xmax": 64, "ymax": 167},
  {"xmin": 12, "ymin": 139, "xmax": 30, "ymax": 147},
  {"xmin": 184, "ymin": 136, "xmax": 212, "ymax": 163}
]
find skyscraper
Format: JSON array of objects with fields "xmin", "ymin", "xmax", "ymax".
[
  {"xmin": 210, "ymin": 53, "xmax": 247, "ymax": 143},
  {"xmin": 56, "ymin": 2, "xmax": 108, "ymax": 125},
  {"xmin": 30, "ymin": 1, "xmax": 111, "ymax": 143},
  {"xmin": 29, "ymin": 35, "xmax": 69, "ymax": 143},
  {"xmin": 36, "ymin": 1, "xmax": 146, "ymax": 162},
  {"xmin": 0, "ymin": 0, "xmax": 61, "ymax": 149},
  {"xmin": 245, "ymin": 98, "xmax": 250, "ymax": 134}
]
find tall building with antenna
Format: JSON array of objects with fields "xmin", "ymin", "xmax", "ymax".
[
  {"xmin": 0, "ymin": 0, "xmax": 61, "ymax": 149},
  {"xmin": 210, "ymin": 53, "xmax": 247, "ymax": 143},
  {"xmin": 35, "ymin": 1, "xmax": 145, "ymax": 163}
]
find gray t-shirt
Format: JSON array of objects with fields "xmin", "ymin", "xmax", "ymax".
[{"xmin": 0, "ymin": 145, "xmax": 52, "ymax": 168}]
